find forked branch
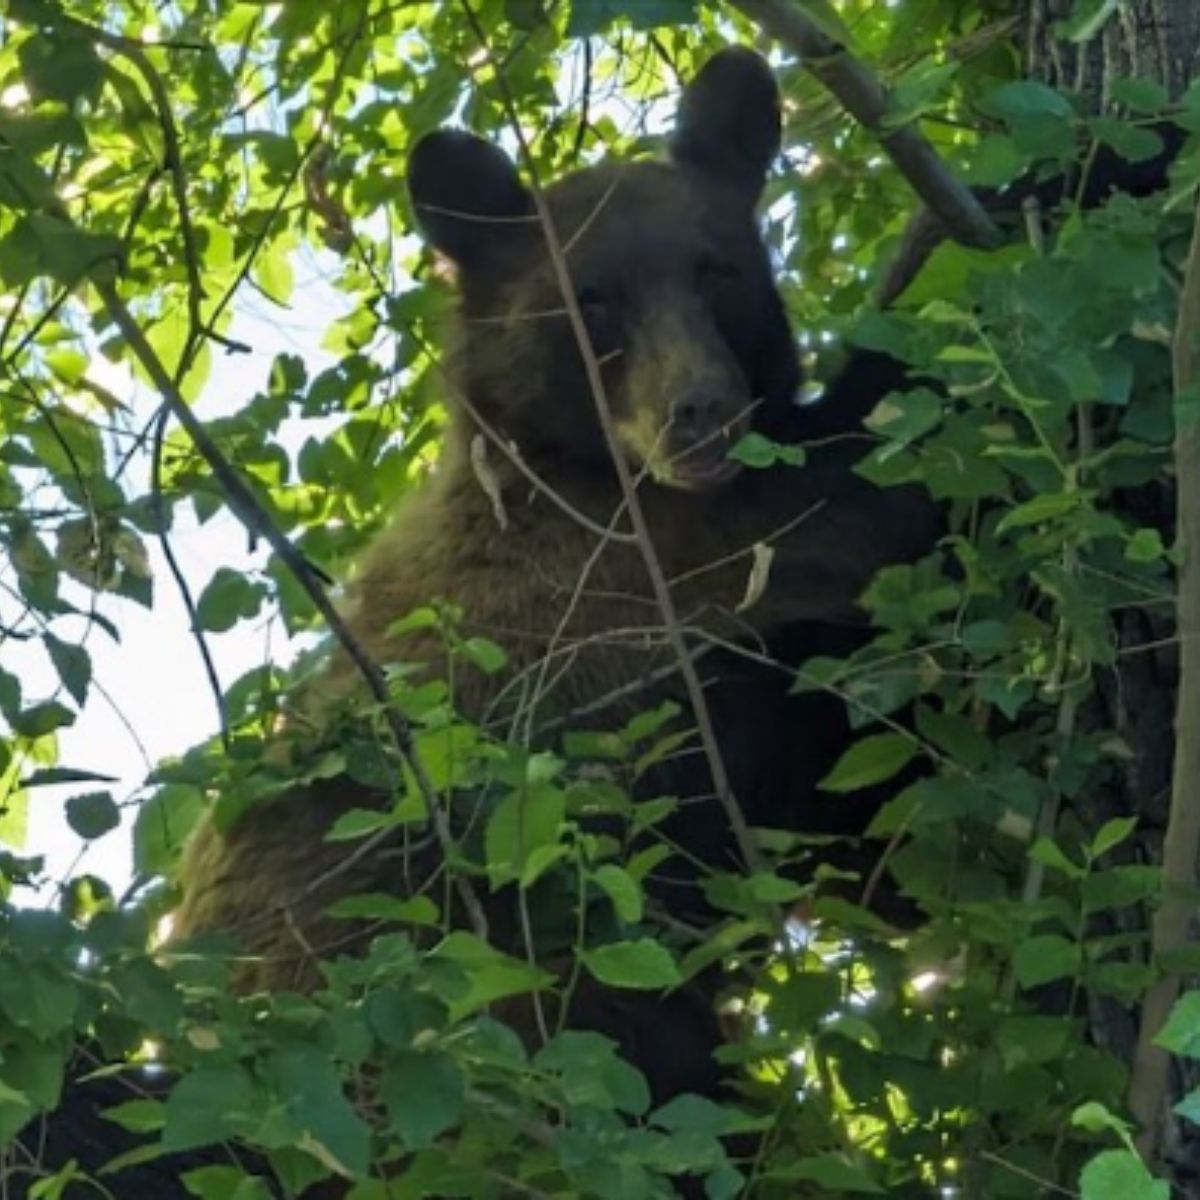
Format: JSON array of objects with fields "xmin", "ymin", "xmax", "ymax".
[
  {"xmin": 94, "ymin": 281, "xmax": 491, "ymax": 942},
  {"xmin": 459, "ymin": 3, "xmax": 767, "ymax": 880},
  {"xmin": 727, "ymin": 0, "xmax": 1001, "ymax": 250}
]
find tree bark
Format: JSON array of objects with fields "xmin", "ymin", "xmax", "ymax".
[
  {"xmin": 1025, "ymin": 0, "xmax": 1200, "ymax": 105},
  {"xmin": 1022, "ymin": 0, "xmax": 1200, "ymax": 1180}
]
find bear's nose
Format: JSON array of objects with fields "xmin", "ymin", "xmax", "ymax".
[{"xmin": 670, "ymin": 389, "xmax": 727, "ymax": 433}]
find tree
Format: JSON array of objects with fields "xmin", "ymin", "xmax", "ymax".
[{"xmin": 1, "ymin": 1, "xmax": 1200, "ymax": 1197}]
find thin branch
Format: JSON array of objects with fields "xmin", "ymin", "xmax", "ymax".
[
  {"xmin": 460, "ymin": 2, "xmax": 767, "ymax": 879},
  {"xmin": 94, "ymin": 279, "xmax": 490, "ymax": 942},
  {"xmin": 1127, "ymin": 189, "xmax": 1200, "ymax": 1157},
  {"xmin": 726, "ymin": 0, "xmax": 1001, "ymax": 250},
  {"xmin": 61, "ymin": 15, "xmax": 248, "ymax": 363},
  {"xmin": 150, "ymin": 407, "xmax": 229, "ymax": 748}
]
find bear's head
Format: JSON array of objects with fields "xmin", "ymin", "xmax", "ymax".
[{"xmin": 407, "ymin": 48, "xmax": 801, "ymax": 493}]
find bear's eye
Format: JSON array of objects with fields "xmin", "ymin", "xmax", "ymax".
[
  {"xmin": 575, "ymin": 286, "xmax": 617, "ymax": 351},
  {"xmin": 696, "ymin": 256, "xmax": 740, "ymax": 292}
]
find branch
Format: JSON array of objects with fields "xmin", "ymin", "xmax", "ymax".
[
  {"xmin": 94, "ymin": 279, "xmax": 491, "ymax": 942},
  {"xmin": 150, "ymin": 407, "xmax": 229, "ymax": 748},
  {"xmin": 61, "ymin": 15, "xmax": 249, "ymax": 363},
  {"xmin": 1127, "ymin": 193, "xmax": 1200, "ymax": 1157},
  {"xmin": 459, "ymin": 2, "xmax": 767, "ymax": 881},
  {"xmin": 726, "ymin": 0, "xmax": 1001, "ymax": 250}
]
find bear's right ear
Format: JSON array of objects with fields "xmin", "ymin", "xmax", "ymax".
[
  {"xmin": 407, "ymin": 130, "xmax": 535, "ymax": 272},
  {"xmin": 670, "ymin": 48, "xmax": 782, "ymax": 204}
]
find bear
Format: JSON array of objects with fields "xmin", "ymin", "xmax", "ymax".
[
  {"xmin": 12, "ymin": 49, "xmax": 944, "ymax": 1200},
  {"xmin": 166, "ymin": 50, "xmax": 940, "ymax": 1118}
]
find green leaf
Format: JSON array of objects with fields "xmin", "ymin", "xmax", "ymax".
[
  {"xmin": 1082, "ymin": 865, "xmax": 1159, "ymax": 914},
  {"xmin": 1109, "ymin": 77, "xmax": 1170, "ymax": 113},
  {"xmin": 996, "ymin": 492, "xmax": 1081, "ymax": 534},
  {"xmin": 430, "ymin": 932, "xmax": 553, "ymax": 1019},
  {"xmin": 1057, "ymin": 0, "xmax": 1120, "ymax": 44},
  {"xmin": 1090, "ymin": 816, "xmax": 1138, "ymax": 858},
  {"xmin": 864, "ymin": 387, "xmax": 944, "ymax": 450},
  {"xmin": 0, "ymin": 144, "xmax": 56, "ymax": 215},
  {"xmin": 1028, "ymin": 836, "xmax": 1086, "ymax": 880},
  {"xmin": 379, "ymin": 1051, "xmax": 465, "ymax": 1148},
  {"xmin": 367, "ymin": 983, "xmax": 447, "ymax": 1050},
  {"xmin": 1072, "ymin": 1101, "xmax": 1133, "ymax": 1137},
  {"xmin": 43, "ymin": 634, "xmax": 91, "ymax": 707},
  {"xmin": 163, "ymin": 1067, "xmax": 259, "ymax": 1152},
  {"xmin": 195, "ymin": 568, "xmax": 267, "ymax": 633},
  {"xmin": 484, "ymin": 783, "xmax": 565, "ymax": 885},
  {"xmin": 325, "ymin": 808, "xmax": 396, "ymax": 842},
  {"xmin": 12, "ymin": 701, "xmax": 75, "ymax": 737},
  {"xmin": 458, "ymin": 636, "xmax": 507, "ymax": 674},
  {"xmin": 1079, "ymin": 1150, "xmax": 1168, "ymax": 1200},
  {"xmin": 261, "ymin": 1047, "xmax": 371, "ymax": 1178},
  {"xmin": 1125, "ymin": 528, "xmax": 1165, "ymax": 563},
  {"xmin": 818, "ymin": 733, "xmax": 916, "ymax": 793},
  {"xmin": 1013, "ymin": 934, "xmax": 1082, "ymax": 989},
  {"xmin": 505, "ymin": 0, "xmax": 547, "ymax": 29},
  {"xmin": 182, "ymin": 1167, "xmax": 274, "ymax": 1200},
  {"xmin": 981, "ymin": 81, "xmax": 1076, "ymax": 122},
  {"xmin": 1, "ymin": 214, "xmax": 120, "ymax": 286},
  {"xmin": 728, "ymin": 431, "xmax": 806, "ymax": 469},
  {"xmin": 537, "ymin": 1030, "xmax": 651, "ymax": 1115},
  {"xmin": 24, "ymin": 766, "xmax": 118, "ymax": 788},
  {"xmin": 65, "ymin": 791, "xmax": 120, "ymax": 840},
  {"xmin": 582, "ymin": 938, "xmax": 681, "ymax": 990},
  {"xmin": 1174, "ymin": 1086, "xmax": 1200, "ymax": 1126},
  {"xmin": 1088, "ymin": 117, "xmax": 1165, "ymax": 164},
  {"xmin": 591, "ymin": 864, "xmax": 643, "ymax": 924},
  {"xmin": 775, "ymin": 1154, "xmax": 885, "ymax": 1194},
  {"xmin": 882, "ymin": 59, "xmax": 959, "ymax": 131},
  {"xmin": 1153, "ymin": 991, "xmax": 1200, "ymax": 1058},
  {"xmin": 566, "ymin": 0, "xmax": 697, "ymax": 36},
  {"xmin": 651, "ymin": 1093, "xmax": 740, "ymax": 1136},
  {"xmin": 326, "ymin": 893, "xmax": 439, "ymax": 926},
  {"xmin": 102, "ymin": 1099, "xmax": 166, "ymax": 1134},
  {"xmin": 133, "ymin": 784, "xmax": 205, "ymax": 875},
  {"xmin": 997, "ymin": 1015, "xmax": 1075, "ymax": 1068},
  {"xmin": 0, "ymin": 963, "xmax": 77, "ymax": 1038},
  {"xmin": 19, "ymin": 32, "xmax": 103, "ymax": 105},
  {"xmin": 112, "ymin": 958, "xmax": 184, "ymax": 1032}
]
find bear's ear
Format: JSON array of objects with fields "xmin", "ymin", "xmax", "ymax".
[
  {"xmin": 407, "ymin": 130, "xmax": 534, "ymax": 271},
  {"xmin": 670, "ymin": 48, "xmax": 782, "ymax": 203}
]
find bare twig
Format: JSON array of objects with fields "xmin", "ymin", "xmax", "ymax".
[
  {"xmin": 1127, "ymin": 191, "xmax": 1200, "ymax": 1157},
  {"xmin": 726, "ymin": 0, "xmax": 1001, "ymax": 250},
  {"xmin": 94, "ymin": 279, "xmax": 490, "ymax": 941},
  {"xmin": 460, "ymin": 1, "xmax": 766, "ymax": 879},
  {"xmin": 150, "ymin": 407, "xmax": 229, "ymax": 747},
  {"xmin": 62, "ymin": 15, "xmax": 249, "ymax": 363}
]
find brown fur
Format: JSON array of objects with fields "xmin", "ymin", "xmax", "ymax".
[{"xmin": 172, "ymin": 50, "xmax": 936, "ymax": 1015}]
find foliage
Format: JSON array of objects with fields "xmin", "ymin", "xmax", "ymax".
[{"xmin": 1, "ymin": 0, "xmax": 1199, "ymax": 1196}]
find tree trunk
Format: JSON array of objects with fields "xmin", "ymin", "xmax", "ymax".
[
  {"xmin": 1025, "ymin": 0, "xmax": 1200, "ymax": 104},
  {"xmin": 1023, "ymin": 1, "xmax": 1200, "ymax": 1183}
]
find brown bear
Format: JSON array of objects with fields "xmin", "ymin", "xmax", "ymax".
[
  {"xmin": 13, "ymin": 50, "xmax": 943, "ymax": 1200},
  {"xmin": 170, "ymin": 47, "xmax": 935, "ymax": 1104}
]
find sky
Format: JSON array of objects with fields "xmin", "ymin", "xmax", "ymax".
[
  {"xmin": 11, "ymin": 248, "xmax": 351, "ymax": 898},
  {"xmin": 7, "ymin": 38, "xmax": 702, "ymax": 902}
]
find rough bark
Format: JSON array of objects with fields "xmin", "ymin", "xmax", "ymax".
[
  {"xmin": 1026, "ymin": 0, "xmax": 1200, "ymax": 107},
  {"xmin": 1022, "ymin": 0, "xmax": 1200, "ymax": 1182}
]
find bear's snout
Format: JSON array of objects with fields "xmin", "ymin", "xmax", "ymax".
[{"xmin": 663, "ymin": 385, "xmax": 750, "ymax": 490}]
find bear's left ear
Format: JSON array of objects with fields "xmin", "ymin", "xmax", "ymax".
[
  {"xmin": 670, "ymin": 48, "xmax": 782, "ymax": 204},
  {"xmin": 408, "ymin": 130, "xmax": 535, "ymax": 272}
]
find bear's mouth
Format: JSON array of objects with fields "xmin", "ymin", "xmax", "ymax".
[{"xmin": 667, "ymin": 415, "xmax": 751, "ymax": 491}]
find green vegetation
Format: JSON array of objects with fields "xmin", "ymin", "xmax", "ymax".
[{"xmin": 1, "ymin": 1, "xmax": 1199, "ymax": 1196}]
